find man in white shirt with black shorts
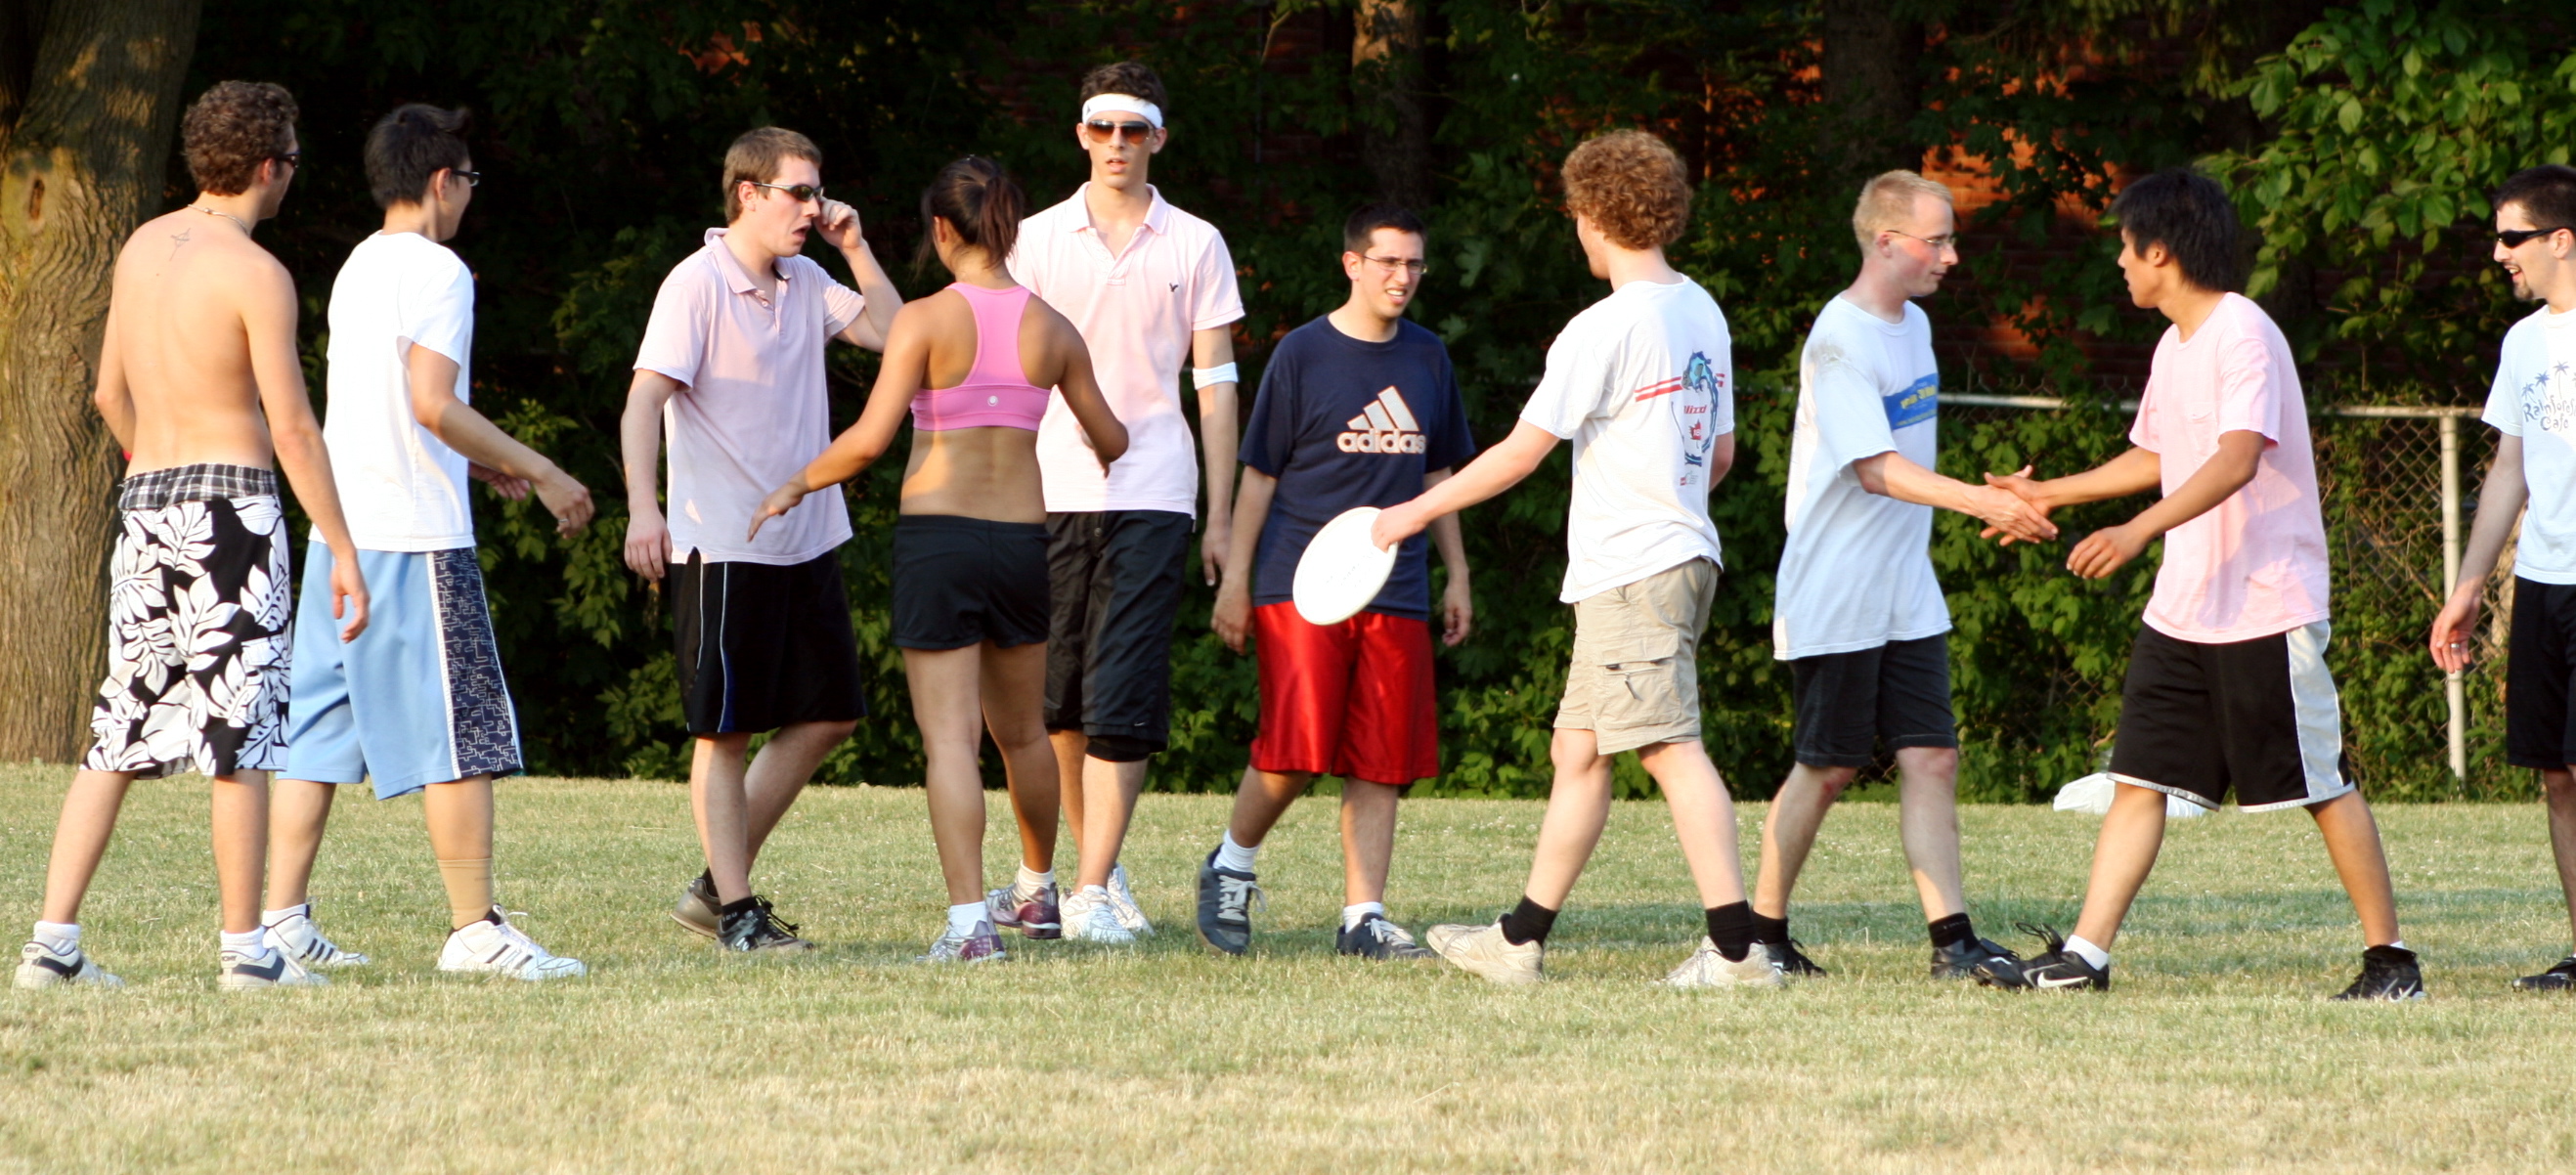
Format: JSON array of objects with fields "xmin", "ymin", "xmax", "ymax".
[
  {"xmin": 1751, "ymin": 170, "xmax": 2053, "ymax": 983},
  {"xmin": 993, "ymin": 61, "xmax": 1244, "ymax": 942},
  {"xmin": 622, "ymin": 126, "xmax": 900, "ymax": 954},
  {"xmin": 1374, "ymin": 130, "xmax": 1776, "ymax": 988}
]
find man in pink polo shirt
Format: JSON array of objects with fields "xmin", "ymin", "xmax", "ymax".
[
  {"xmin": 620, "ymin": 126, "xmax": 901, "ymax": 954},
  {"xmin": 1978, "ymin": 169, "xmax": 2421, "ymax": 1000},
  {"xmin": 997, "ymin": 61, "xmax": 1245, "ymax": 943}
]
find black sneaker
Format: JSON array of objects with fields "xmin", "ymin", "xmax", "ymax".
[
  {"xmin": 1762, "ymin": 939, "xmax": 1827, "ymax": 978},
  {"xmin": 1194, "ymin": 850, "xmax": 1262, "ymax": 956},
  {"xmin": 2511, "ymin": 954, "xmax": 2576, "ymax": 992},
  {"xmin": 2333, "ymin": 944, "xmax": 2425, "ymax": 1001},
  {"xmin": 718, "ymin": 895, "xmax": 815, "ymax": 953},
  {"xmin": 1982, "ymin": 923, "xmax": 2106, "ymax": 991},
  {"xmin": 1336, "ymin": 913, "xmax": 1434, "ymax": 960},
  {"xmin": 1932, "ymin": 936, "xmax": 2023, "ymax": 981}
]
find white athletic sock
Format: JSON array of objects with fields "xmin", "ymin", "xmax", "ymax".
[
  {"xmin": 261, "ymin": 903, "xmax": 308, "ymax": 928},
  {"xmin": 2383, "ymin": 940, "xmax": 2409, "ymax": 952},
  {"xmin": 946, "ymin": 901, "xmax": 987, "ymax": 937},
  {"xmin": 218, "ymin": 929, "xmax": 269, "ymax": 960},
  {"xmin": 1341, "ymin": 901, "xmax": 1385, "ymax": 932},
  {"xmin": 1214, "ymin": 831, "xmax": 1259, "ymax": 874},
  {"xmin": 2064, "ymin": 935, "xmax": 2111, "ymax": 971},
  {"xmin": 1016, "ymin": 865, "xmax": 1053, "ymax": 897},
  {"xmin": 31, "ymin": 921, "xmax": 78, "ymax": 953}
]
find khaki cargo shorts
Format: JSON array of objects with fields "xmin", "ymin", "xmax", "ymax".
[{"xmin": 1553, "ymin": 557, "xmax": 1718, "ymax": 755}]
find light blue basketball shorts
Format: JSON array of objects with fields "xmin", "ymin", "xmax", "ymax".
[{"xmin": 283, "ymin": 543, "xmax": 523, "ymax": 798}]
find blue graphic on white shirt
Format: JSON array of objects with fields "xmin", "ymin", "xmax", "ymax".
[
  {"xmin": 2520, "ymin": 360, "xmax": 2576, "ymax": 432},
  {"xmin": 1885, "ymin": 372, "xmax": 1939, "ymax": 430},
  {"xmin": 1676, "ymin": 351, "xmax": 1725, "ymax": 468}
]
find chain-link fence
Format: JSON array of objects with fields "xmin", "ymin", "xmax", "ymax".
[{"xmin": 1938, "ymin": 394, "xmax": 2513, "ymax": 802}]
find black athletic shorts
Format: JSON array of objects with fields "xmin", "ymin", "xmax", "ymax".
[
  {"xmin": 1789, "ymin": 633, "xmax": 1958, "ymax": 767},
  {"xmin": 891, "ymin": 514, "xmax": 1050, "ymax": 651},
  {"xmin": 2106, "ymin": 622, "xmax": 2353, "ymax": 812},
  {"xmin": 668, "ymin": 551, "xmax": 866, "ymax": 736},
  {"xmin": 2506, "ymin": 577, "xmax": 2576, "ymax": 768},
  {"xmin": 1043, "ymin": 509, "xmax": 1194, "ymax": 762}
]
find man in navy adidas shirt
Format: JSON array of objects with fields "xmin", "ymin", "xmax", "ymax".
[{"xmin": 1195, "ymin": 204, "xmax": 1476, "ymax": 959}]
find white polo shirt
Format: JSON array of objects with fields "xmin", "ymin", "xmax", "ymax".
[{"xmin": 1009, "ymin": 184, "xmax": 1244, "ymax": 516}]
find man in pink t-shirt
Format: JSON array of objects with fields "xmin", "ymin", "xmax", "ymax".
[{"xmin": 1981, "ymin": 169, "xmax": 2421, "ymax": 1000}]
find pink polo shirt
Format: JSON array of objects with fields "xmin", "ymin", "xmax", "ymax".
[
  {"xmin": 1008, "ymin": 184, "xmax": 1244, "ymax": 515},
  {"xmin": 2129, "ymin": 292, "xmax": 2331, "ymax": 643},
  {"xmin": 633, "ymin": 228, "xmax": 865, "ymax": 566}
]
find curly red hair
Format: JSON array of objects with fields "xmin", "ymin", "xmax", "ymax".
[
  {"xmin": 182, "ymin": 82, "xmax": 298, "ymax": 196},
  {"xmin": 1562, "ymin": 130, "xmax": 1690, "ymax": 250}
]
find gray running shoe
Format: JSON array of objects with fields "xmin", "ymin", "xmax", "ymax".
[
  {"xmin": 1336, "ymin": 913, "xmax": 1434, "ymax": 960},
  {"xmin": 1425, "ymin": 919, "xmax": 1544, "ymax": 985},
  {"xmin": 917, "ymin": 919, "xmax": 1007, "ymax": 964},
  {"xmin": 673, "ymin": 874, "xmax": 720, "ymax": 939},
  {"xmin": 219, "ymin": 946, "xmax": 328, "ymax": 990},
  {"xmin": 1659, "ymin": 936, "xmax": 1786, "ymax": 989},
  {"xmin": 718, "ymin": 895, "xmax": 815, "ymax": 953},
  {"xmin": 262, "ymin": 903, "xmax": 370, "ymax": 969},
  {"xmin": 1194, "ymin": 851, "xmax": 1263, "ymax": 956},
  {"xmin": 15, "ymin": 940, "xmax": 122, "ymax": 990}
]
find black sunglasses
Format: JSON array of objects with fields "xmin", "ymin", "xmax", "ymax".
[
  {"xmin": 2499, "ymin": 226, "xmax": 2571, "ymax": 248},
  {"xmin": 1084, "ymin": 119, "xmax": 1156, "ymax": 143},
  {"xmin": 751, "ymin": 181, "xmax": 826, "ymax": 204}
]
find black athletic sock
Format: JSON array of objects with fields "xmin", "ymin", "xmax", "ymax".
[
  {"xmin": 1706, "ymin": 901, "xmax": 1757, "ymax": 962},
  {"xmin": 718, "ymin": 896, "xmax": 759, "ymax": 919},
  {"xmin": 1928, "ymin": 912, "xmax": 1976, "ymax": 950},
  {"xmin": 1498, "ymin": 896, "xmax": 1558, "ymax": 946},
  {"xmin": 1749, "ymin": 911, "xmax": 1790, "ymax": 946}
]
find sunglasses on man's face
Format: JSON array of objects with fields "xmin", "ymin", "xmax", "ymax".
[
  {"xmin": 752, "ymin": 181, "xmax": 826, "ymax": 204},
  {"xmin": 2499, "ymin": 226, "xmax": 2571, "ymax": 248},
  {"xmin": 1084, "ymin": 120, "xmax": 1156, "ymax": 145}
]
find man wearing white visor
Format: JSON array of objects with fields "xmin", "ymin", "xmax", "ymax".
[{"xmin": 995, "ymin": 61, "xmax": 1246, "ymax": 944}]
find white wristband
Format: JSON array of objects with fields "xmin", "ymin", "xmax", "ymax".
[{"xmin": 1192, "ymin": 363, "xmax": 1240, "ymax": 389}]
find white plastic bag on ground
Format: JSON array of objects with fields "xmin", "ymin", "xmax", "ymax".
[{"xmin": 2051, "ymin": 772, "xmax": 2210, "ymax": 818}]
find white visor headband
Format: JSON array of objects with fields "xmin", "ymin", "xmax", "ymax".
[{"xmin": 1081, "ymin": 94, "xmax": 1164, "ymax": 130}]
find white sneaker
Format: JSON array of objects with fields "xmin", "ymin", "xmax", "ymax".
[
  {"xmin": 1425, "ymin": 920, "xmax": 1544, "ymax": 985},
  {"xmin": 1106, "ymin": 863, "xmax": 1155, "ymax": 936},
  {"xmin": 1064, "ymin": 886, "xmax": 1135, "ymax": 944},
  {"xmin": 1658, "ymin": 936, "xmax": 1786, "ymax": 989},
  {"xmin": 262, "ymin": 904, "xmax": 370, "ymax": 968},
  {"xmin": 219, "ymin": 946, "xmax": 328, "ymax": 990},
  {"xmin": 438, "ymin": 912, "xmax": 589, "ymax": 981},
  {"xmin": 15, "ymin": 940, "xmax": 122, "ymax": 990}
]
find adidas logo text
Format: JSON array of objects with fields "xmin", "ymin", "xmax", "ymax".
[{"xmin": 1336, "ymin": 387, "xmax": 1429, "ymax": 455}]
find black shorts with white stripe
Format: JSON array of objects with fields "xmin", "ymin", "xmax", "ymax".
[{"xmin": 2106, "ymin": 621, "xmax": 2355, "ymax": 812}]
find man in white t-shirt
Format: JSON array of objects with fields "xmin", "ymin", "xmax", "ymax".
[
  {"xmin": 1751, "ymin": 172, "xmax": 2053, "ymax": 983},
  {"xmin": 1373, "ymin": 131, "xmax": 1775, "ymax": 989},
  {"xmin": 2429, "ymin": 163, "xmax": 2576, "ymax": 993},
  {"xmin": 621, "ymin": 126, "xmax": 902, "ymax": 953},
  {"xmin": 264, "ymin": 106, "xmax": 591, "ymax": 979},
  {"xmin": 992, "ymin": 61, "xmax": 1244, "ymax": 942}
]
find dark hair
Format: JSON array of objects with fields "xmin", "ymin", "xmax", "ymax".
[
  {"xmin": 916, "ymin": 156, "xmax": 1026, "ymax": 273},
  {"xmin": 182, "ymin": 81, "xmax": 298, "ymax": 196},
  {"xmin": 2495, "ymin": 165, "xmax": 2576, "ymax": 235},
  {"xmin": 1078, "ymin": 61, "xmax": 1169, "ymax": 117},
  {"xmin": 1342, "ymin": 203, "xmax": 1425, "ymax": 254},
  {"xmin": 722, "ymin": 127, "xmax": 821, "ymax": 223},
  {"xmin": 2109, "ymin": 168, "xmax": 2242, "ymax": 292},
  {"xmin": 365, "ymin": 105, "xmax": 471, "ymax": 208}
]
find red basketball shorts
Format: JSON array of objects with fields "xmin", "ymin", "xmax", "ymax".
[{"xmin": 1250, "ymin": 601, "xmax": 1438, "ymax": 785}]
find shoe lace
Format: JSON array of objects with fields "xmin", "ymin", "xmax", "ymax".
[
  {"xmin": 1215, "ymin": 875, "xmax": 1266, "ymax": 923},
  {"xmin": 752, "ymin": 896, "xmax": 803, "ymax": 940},
  {"xmin": 1362, "ymin": 916, "xmax": 1416, "ymax": 946},
  {"xmin": 2014, "ymin": 920, "xmax": 2070, "ymax": 958}
]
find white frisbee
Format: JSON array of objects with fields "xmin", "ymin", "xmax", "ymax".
[{"xmin": 1292, "ymin": 506, "xmax": 1399, "ymax": 626}]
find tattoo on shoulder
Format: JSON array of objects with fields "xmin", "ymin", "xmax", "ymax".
[{"xmin": 168, "ymin": 228, "xmax": 191, "ymax": 260}]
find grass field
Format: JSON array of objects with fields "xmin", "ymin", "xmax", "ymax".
[{"xmin": 2, "ymin": 764, "xmax": 2573, "ymax": 1172}]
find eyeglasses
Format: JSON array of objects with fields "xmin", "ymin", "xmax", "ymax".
[
  {"xmin": 751, "ymin": 182, "xmax": 826, "ymax": 204},
  {"xmin": 1886, "ymin": 230, "xmax": 1962, "ymax": 253},
  {"xmin": 1083, "ymin": 120, "xmax": 1157, "ymax": 145},
  {"xmin": 451, "ymin": 169, "xmax": 481, "ymax": 189},
  {"xmin": 2498, "ymin": 226, "xmax": 2571, "ymax": 248},
  {"xmin": 1359, "ymin": 254, "xmax": 1429, "ymax": 276}
]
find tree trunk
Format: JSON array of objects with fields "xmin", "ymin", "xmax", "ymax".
[
  {"xmin": 0, "ymin": 0, "xmax": 201, "ymax": 762},
  {"xmin": 1819, "ymin": 0, "xmax": 1923, "ymax": 187},
  {"xmin": 1351, "ymin": 0, "xmax": 1429, "ymax": 209}
]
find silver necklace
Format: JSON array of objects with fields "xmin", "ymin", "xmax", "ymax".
[{"xmin": 188, "ymin": 203, "xmax": 252, "ymax": 236}]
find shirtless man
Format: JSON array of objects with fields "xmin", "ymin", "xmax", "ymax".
[{"xmin": 15, "ymin": 81, "xmax": 370, "ymax": 991}]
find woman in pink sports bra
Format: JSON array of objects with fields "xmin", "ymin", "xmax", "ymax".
[{"xmin": 752, "ymin": 156, "xmax": 1126, "ymax": 962}]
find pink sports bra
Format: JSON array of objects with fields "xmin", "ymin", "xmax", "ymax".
[{"xmin": 911, "ymin": 283, "xmax": 1052, "ymax": 431}]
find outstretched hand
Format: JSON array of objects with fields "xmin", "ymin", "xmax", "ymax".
[
  {"xmin": 747, "ymin": 480, "xmax": 810, "ymax": 542},
  {"xmin": 1977, "ymin": 466, "xmax": 2057, "ymax": 545},
  {"xmin": 2067, "ymin": 523, "xmax": 2149, "ymax": 580},
  {"xmin": 1370, "ymin": 501, "xmax": 1426, "ymax": 551}
]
